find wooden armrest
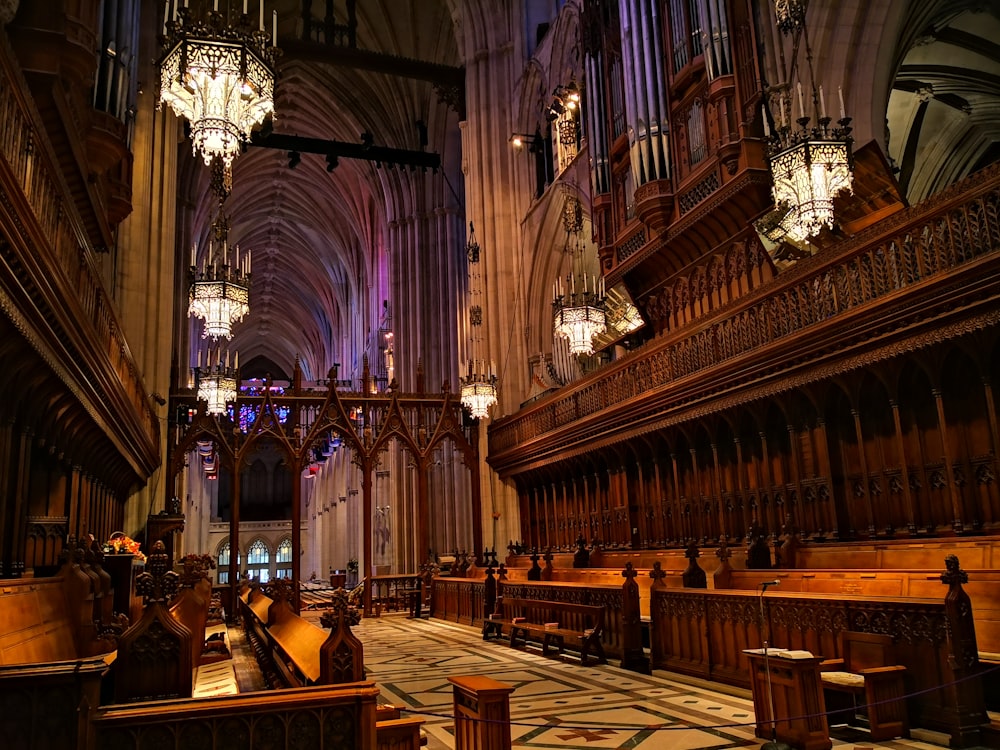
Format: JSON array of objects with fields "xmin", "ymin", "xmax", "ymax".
[
  {"xmin": 819, "ymin": 658, "xmax": 844, "ymax": 671},
  {"xmin": 858, "ymin": 665, "xmax": 906, "ymax": 675}
]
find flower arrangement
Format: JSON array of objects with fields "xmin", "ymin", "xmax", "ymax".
[{"xmin": 103, "ymin": 532, "xmax": 146, "ymax": 562}]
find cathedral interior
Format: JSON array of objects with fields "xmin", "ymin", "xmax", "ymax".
[{"xmin": 2, "ymin": 0, "xmax": 1000, "ymax": 748}]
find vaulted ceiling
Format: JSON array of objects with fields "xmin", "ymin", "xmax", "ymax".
[
  {"xmin": 177, "ymin": 0, "xmax": 463, "ymax": 382},
  {"xmin": 886, "ymin": 1, "xmax": 1000, "ymax": 201}
]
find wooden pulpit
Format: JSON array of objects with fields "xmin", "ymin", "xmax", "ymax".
[{"xmin": 744, "ymin": 649, "xmax": 831, "ymax": 750}]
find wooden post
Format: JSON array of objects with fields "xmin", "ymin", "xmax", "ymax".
[
  {"xmin": 940, "ymin": 555, "xmax": 987, "ymax": 746},
  {"xmin": 621, "ymin": 562, "xmax": 650, "ymax": 674},
  {"xmin": 449, "ymin": 675, "xmax": 514, "ymax": 750}
]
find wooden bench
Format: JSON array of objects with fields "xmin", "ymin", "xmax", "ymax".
[
  {"xmin": 819, "ymin": 631, "xmax": 908, "ymax": 741},
  {"xmin": 484, "ymin": 596, "xmax": 607, "ymax": 665},
  {"xmin": 240, "ymin": 581, "xmax": 366, "ymax": 687}
]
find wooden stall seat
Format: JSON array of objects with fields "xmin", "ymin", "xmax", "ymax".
[
  {"xmin": 484, "ymin": 596, "xmax": 607, "ymax": 665},
  {"xmin": 819, "ymin": 631, "xmax": 908, "ymax": 741}
]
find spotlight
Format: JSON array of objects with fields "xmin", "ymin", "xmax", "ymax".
[
  {"xmin": 360, "ymin": 131, "xmax": 373, "ymax": 150},
  {"xmin": 287, "ymin": 151, "xmax": 300, "ymax": 169},
  {"xmin": 326, "ymin": 154, "xmax": 339, "ymax": 172}
]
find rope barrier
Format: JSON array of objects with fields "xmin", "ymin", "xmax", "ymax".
[{"xmin": 393, "ymin": 660, "xmax": 1000, "ymax": 733}]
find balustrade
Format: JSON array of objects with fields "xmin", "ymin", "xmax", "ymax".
[
  {"xmin": 492, "ymin": 165, "xmax": 1000, "ymax": 456},
  {"xmin": 0, "ymin": 36, "xmax": 158, "ymax": 452}
]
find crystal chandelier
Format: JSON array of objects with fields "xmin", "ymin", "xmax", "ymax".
[
  {"xmin": 460, "ymin": 222, "xmax": 498, "ymax": 419},
  {"xmin": 189, "ymin": 211, "xmax": 251, "ymax": 339},
  {"xmin": 764, "ymin": 1, "xmax": 853, "ymax": 244},
  {"xmin": 552, "ymin": 195, "xmax": 606, "ymax": 356},
  {"xmin": 159, "ymin": 0, "xmax": 279, "ymax": 168},
  {"xmin": 194, "ymin": 349, "xmax": 239, "ymax": 415},
  {"xmin": 460, "ymin": 362, "xmax": 498, "ymax": 420}
]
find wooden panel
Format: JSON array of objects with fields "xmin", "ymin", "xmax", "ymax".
[
  {"xmin": 648, "ymin": 588, "xmax": 982, "ymax": 741},
  {"xmin": 0, "ymin": 578, "xmax": 76, "ymax": 665}
]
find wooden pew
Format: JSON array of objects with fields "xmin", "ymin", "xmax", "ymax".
[
  {"xmin": 485, "ymin": 596, "xmax": 607, "ymax": 665},
  {"xmin": 0, "ymin": 543, "xmax": 119, "ymax": 665},
  {"xmin": 433, "ymin": 577, "xmax": 626, "ymax": 660},
  {"xmin": 726, "ymin": 568, "xmax": 1000, "ymax": 655},
  {"xmin": 239, "ymin": 579, "xmax": 365, "ymax": 687},
  {"xmin": 648, "ymin": 556, "xmax": 988, "ymax": 747}
]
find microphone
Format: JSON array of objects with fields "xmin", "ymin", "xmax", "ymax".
[{"xmin": 760, "ymin": 579, "xmax": 780, "ymax": 590}]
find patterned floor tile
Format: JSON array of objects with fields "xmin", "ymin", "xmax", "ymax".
[{"xmin": 293, "ymin": 613, "xmax": 953, "ymax": 750}]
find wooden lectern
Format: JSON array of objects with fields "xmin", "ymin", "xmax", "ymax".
[{"xmin": 743, "ymin": 649, "xmax": 831, "ymax": 750}]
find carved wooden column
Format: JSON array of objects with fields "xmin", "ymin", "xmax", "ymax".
[
  {"xmin": 417, "ymin": 454, "xmax": 430, "ymax": 566},
  {"xmin": 228, "ymin": 459, "xmax": 241, "ymax": 616},
  {"xmin": 11, "ymin": 427, "xmax": 32, "ymax": 574},
  {"xmin": 932, "ymin": 388, "xmax": 966, "ymax": 532},
  {"xmin": 541, "ymin": 483, "xmax": 552, "ymax": 550},
  {"xmin": 850, "ymin": 409, "xmax": 877, "ymax": 537},
  {"xmin": 527, "ymin": 485, "xmax": 539, "ymax": 550},
  {"xmin": 362, "ymin": 455, "xmax": 374, "ymax": 617},
  {"xmin": 814, "ymin": 418, "xmax": 837, "ymax": 537},
  {"xmin": 710, "ymin": 443, "xmax": 726, "ymax": 541},
  {"xmin": 786, "ymin": 424, "xmax": 804, "ymax": 532},
  {"xmin": 979, "ymin": 376, "xmax": 1000, "ymax": 527},
  {"xmin": 689, "ymin": 448, "xmax": 703, "ymax": 541},
  {"xmin": 669, "ymin": 453, "xmax": 683, "ymax": 542},
  {"xmin": 733, "ymin": 437, "xmax": 749, "ymax": 536},
  {"xmin": 552, "ymin": 480, "xmax": 563, "ymax": 549},
  {"xmin": 888, "ymin": 399, "xmax": 918, "ymax": 534},
  {"xmin": 757, "ymin": 431, "xmax": 776, "ymax": 534},
  {"xmin": 67, "ymin": 465, "xmax": 82, "ymax": 540},
  {"xmin": 651, "ymin": 456, "xmax": 665, "ymax": 544},
  {"xmin": 635, "ymin": 459, "xmax": 650, "ymax": 546},
  {"xmin": 291, "ymin": 458, "xmax": 302, "ymax": 612}
]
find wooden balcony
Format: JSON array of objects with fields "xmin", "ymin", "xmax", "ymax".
[
  {"xmin": 0, "ymin": 34, "xmax": 159, "ymax": 485},
  {"xmin": 489, "ymin": 162, "xmax": 1000, "ymax": 476}
]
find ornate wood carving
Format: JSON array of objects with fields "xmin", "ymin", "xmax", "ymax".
[{"xmin": 115, "ymin": 541, "xmax": 193, "ymax": 703}]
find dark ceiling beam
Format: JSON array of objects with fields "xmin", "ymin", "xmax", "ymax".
[
  {"xmin": 931, "ymin": 27, "xmax": 1000, "ymax": 67},
  {"xmin": 249, "ymin": 131, "xmax": 441, "ymax": 170},
  {"xmin": 280, "ymin": 39, "xmax": 464, "ymax": 90},
  {"xmin": 896, "ymin": 64, "xmax": 1000, "ymax": 97}
]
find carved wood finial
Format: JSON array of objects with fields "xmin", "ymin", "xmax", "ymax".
[
  {"xmin": 135, "ymin": 541, "xmax": 179, "ymax": 605},
  {"xmin": 622, "ymin": 561, "xmax": 638, "ymax": 580},
  {"xmin": 650, "ymin": 561, "xmax": 667, "ymax": 589},
  {"xmin": 716, "ymin": 539, "xmax": 732, "ymax": 562},
  {"xmin": 940, "ymin": 554, "xmax": 968, "ymax": 588}
]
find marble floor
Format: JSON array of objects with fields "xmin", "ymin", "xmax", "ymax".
[{"xmin": 324, "ymin": 614, "xmax": 957, "ymax": 750}]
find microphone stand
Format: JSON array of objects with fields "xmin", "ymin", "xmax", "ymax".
[{"xmin": 759, "ymin": 581, "xmax": 791, "ymax": 750}]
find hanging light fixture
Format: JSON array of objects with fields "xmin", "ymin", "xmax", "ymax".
[
  {"xmin": 194, "ymin": 348, "xmax": 239, "ymax": 415},
  {"xmin": 774, "ymin": 0, "xmax": 806, "ymax": 33},
  {"xmin": 552, "ymin": 194, "xmax": 606, "ymax": 356},
  {"xmin": 764, "ymin": 1, "xmax": 853, "ymax": 245},
  {"xmin": 189, "ymin": 210, "xmax": 251, "ymax": 339},
  {"xmin": 460, "ymin": 363, "xmax": 498, "ymax": 420},
  {"xmin": 159, "ymin": 0, "xmax": 280, "ymax": 168},
  {"xmin": 460, "ymin": 222, "xmax": 498, "ymax": 419}
]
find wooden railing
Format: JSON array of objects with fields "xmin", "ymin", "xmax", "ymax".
[
  {"xmin": 648, "ymin": 586, "xmax": 983, "ymax": 745},
  {"xmin": 91, "ymin": 683, "xmax": 381, "ymax": 750},
  {"xmin": 0, "ymin": 34, "xmax": 159, "ymax": 459},
  {"xmin": 490, "ymin": 163, "xmax": 1000, "ymax": 458},
  {"xmin": 431, "ymin": 577, "xmax": 626, "ymax": 659}
]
